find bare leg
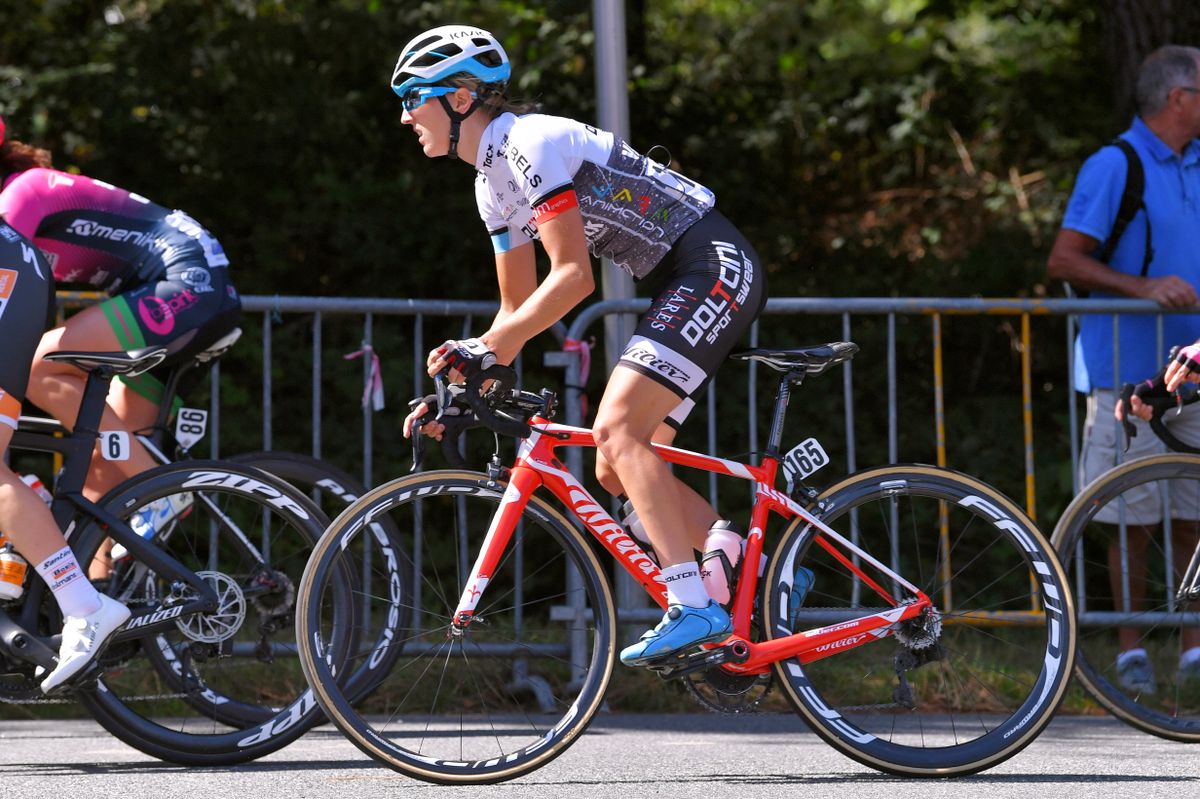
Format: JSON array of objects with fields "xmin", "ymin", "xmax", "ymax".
[
  {"xmin": 592, "ymin": 368, "xmax": 701, "ymax": 567},
  {"xmin": 0, "ymin": 430, "xmax": 74, "ymax": 566},
  {"xmin": 596, "ymin": 422, "xmax": 717, "ymax": 553},
  {"xmin": 28, "ymin": 306, "xmax": 161, "ymax": 577}
]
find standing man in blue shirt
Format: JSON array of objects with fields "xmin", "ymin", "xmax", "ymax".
[{"xmin": 1048, "ymin": 44, "xmax": 1200, "ymax": 696}]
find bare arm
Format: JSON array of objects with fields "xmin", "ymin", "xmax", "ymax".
[
  {"xmin": 492, "ymin": 242, "xmax": 539, "ymax": 328},
  {"xmin": 1047, "ymin": 228, "xmax": 1197, "ymax": 307},
  {"xmin": 479, "ymin": 207, "xmax": 595, "ymax": 365}
]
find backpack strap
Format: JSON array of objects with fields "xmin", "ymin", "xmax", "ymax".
[{"xmin": 1097, "ymin": 138, "xmax": 1153, "ymax": 275}]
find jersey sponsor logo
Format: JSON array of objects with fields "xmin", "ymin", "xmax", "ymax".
[
  {"xmin": 138, "ymin": 288, "xmax": 200, "ymax": 336},
  {"xmin": 0, "ymin": 268, "xmax": 16, "ymax": 320},
  {"xmin": 533, "ymin": 189, "xmax": 578, "ymax": 223},
  {"xmin": 46, "ymin": 172, "xmax": 76, "ymax": 189},
  {"xmin": 577, "ymin": 193, "xmax": 668, "ymax": 239},
  {"xmin": 648, "ymin": 284, "xmax": 696, "ymax": 333},
  {"xmin": 680, "ymin": 241, "xmax": 755, "ymax": 347},
  {"xmin": 65, "ymin": 218, "xmax": 154, "ymax": 247},
  {"xmin": 0, "ymin": 225, "xmax": 20, "ymax": 243},
  {"xmin": 178, "ymin": 266, "xmax": 214, "ymax": 293},
  {"xmin": 481, "ymin": 142, "xmax": 495, "ymax": 169},
  {"xmin": 504, "ymin": 142, "xmax": 543, "ymax": 188},
  {"xmin": 618, "ymin": 336, "xmax": 703, "ymax": 394},
  {"xmin": 0, "ymin": 268, "xmax": 17, "ymax": 300}
]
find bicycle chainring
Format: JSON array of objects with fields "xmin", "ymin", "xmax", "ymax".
[
  {"xmin": 682, "ymin": 664, "xmax": 773, "ymax": 713},
  {"xmin": 682, "ymin": 615, "xmax": 772, "ymax": 713}
]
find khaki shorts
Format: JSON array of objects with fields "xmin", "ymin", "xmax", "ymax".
[{"xmin": 1080, "ymin": 388, "xmax": 1200, "ymax": 525}]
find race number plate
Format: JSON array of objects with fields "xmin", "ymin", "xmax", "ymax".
[
  {"xmin": 782, "ymin": 437, "xmax": 829, "ymax": 492},
  {"xmin": 99, "ymin": 431, "xmax": 131, "ymax": 461},
  {"xmin": 175, "ymin": 407, "xmax": 209, "ymax": 452}
]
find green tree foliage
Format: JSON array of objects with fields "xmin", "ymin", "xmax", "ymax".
[{"xmin": 0, "ymin": 0, "xmax": 1155, "ymax": 516}]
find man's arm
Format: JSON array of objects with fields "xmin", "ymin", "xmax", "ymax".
[{"xmin": 1047, "ymin": 228, "xmax": 1198, "ymax": 307}]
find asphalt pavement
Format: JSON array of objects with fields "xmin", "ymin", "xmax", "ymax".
[{"xmin": 0, "ymin": 713, "xmax": 1196, "ymax": 799}]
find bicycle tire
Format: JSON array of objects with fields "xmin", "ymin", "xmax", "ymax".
[
  {"xmin": 763, "ymin": 465, "xmax": 1076, "ymax": 776},
  {"xmin": 229, "ymin": 449, "xmax": 413, "ymax": 703},
  {"xmin": 296, "ymin": 470, "xmax": 617, "ymax": 784},
  {"xmin": 70, "ymin": 460, "xmax": 356, "ymax": 765},
  {"xmin": 1051, "ymin": 453, "xmax": 1200, "ymax": 741}
]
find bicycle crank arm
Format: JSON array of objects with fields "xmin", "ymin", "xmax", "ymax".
[
  {"xmin": 0, "ymin": 613, "xmax": 59, "ymax": 670},
  {"xmin": 644, "ymin": 638, "xmax": 751, "ymax": 679}
]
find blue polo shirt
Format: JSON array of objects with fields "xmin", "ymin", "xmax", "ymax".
[{"xmin": 1064, "ymin": 116, "xmax": 1200, "ymax": 390}]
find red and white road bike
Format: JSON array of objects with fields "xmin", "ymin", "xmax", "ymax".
[{"xmin": 296, "ymin": 342, "xmax": 1075, "ymax": 784}]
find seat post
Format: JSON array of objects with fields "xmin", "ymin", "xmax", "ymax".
[{"xmin": 766, "ymin": 369, "xmax": 805, "ymax": 458}]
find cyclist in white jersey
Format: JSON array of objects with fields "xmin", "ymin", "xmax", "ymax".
[{"xmin": 397, "ymin": 25, "xmax": 767, "ymax": 666}]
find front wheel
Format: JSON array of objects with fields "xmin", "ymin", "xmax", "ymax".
[
  {"xmin": 764, "ymin": 465, "xmax": 1076, "ymax": 776},
  {"xmin": 296, "ymin": 470, "xmax": 617, "ymax": 784},
  {"xmin": 1051, "ymin": 453, "xmax": 1200, "ymax": 741}
]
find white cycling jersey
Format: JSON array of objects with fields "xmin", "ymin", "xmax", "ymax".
[{"xmin": 473, "ymin": 113, "xmax": 715, "ymax": 279}]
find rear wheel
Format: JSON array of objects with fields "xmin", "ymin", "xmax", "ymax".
[
  {"xmin": 297, "ymin": 471, "xmax": 617, "ymax": 784},
  {"xmin": 72, "ymin": 460, "xmax": 354, "ymax": 765},
  {"xmin": 764, "ymin": 465, "xmax": 1075, "ymax": 776}
]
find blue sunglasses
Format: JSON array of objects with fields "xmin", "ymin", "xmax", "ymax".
[{"xmin": 396, "ymin": 86, "xmax": 475, "ymax": 113}]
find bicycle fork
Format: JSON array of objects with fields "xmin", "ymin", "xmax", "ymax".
[{"xmin": 450, "ymin": 466, "xmax": 542, "ymax": 632}]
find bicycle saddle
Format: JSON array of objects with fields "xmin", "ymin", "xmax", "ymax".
[
  {"xmin": 730, "ymin": 342, "xmax": 859, "ymax": 375},
  {"xmin": 43, "ymin": 330, "xmax": 197, "ymax": 377}
]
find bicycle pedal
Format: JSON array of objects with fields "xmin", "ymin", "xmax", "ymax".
[{"xmin": 645, "ymin": 639, "xmax": 748, "ymax": 679}]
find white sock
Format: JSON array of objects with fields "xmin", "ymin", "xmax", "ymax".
[
  {"xmin": 35, "ymin": 547, "xmax": 101, "ymax": 618},
  {"xmin": 1181, "ymin": 647, "xmax": 1200, "ymax": 669},
  {"xmin": 661, "ymin": 562, "xmax": 710, "ymax": 609}
]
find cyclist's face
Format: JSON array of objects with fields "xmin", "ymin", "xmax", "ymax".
[
  {"xmin": 401, "ymin": 95, "xmax": 450, "ymax": 158},
  {"xmin": 401, "ymin": 87, "xmax": 475, "ymax": 159}
]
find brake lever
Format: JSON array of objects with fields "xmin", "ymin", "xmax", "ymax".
[{"xmin": 1119, "ymin": 383, "xmax": 1138, "ymax": 453}]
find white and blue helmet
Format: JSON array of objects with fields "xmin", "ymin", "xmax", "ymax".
[{"xmin": 391, "ymin": 25, "xmax": 510, "ymax": 97}]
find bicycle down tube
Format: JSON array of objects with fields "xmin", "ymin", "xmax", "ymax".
[{"xmin": 450, "ymin": 420, "xmax": 933, "ymax": 672}]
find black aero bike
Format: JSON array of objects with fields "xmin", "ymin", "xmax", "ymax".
[
  {"xmin": 1052, "ymin": 379, "xmax": 1200, "ymax": 741},
  {"xmin": 0, "ymin": 344, "xmax": 361, "ymax": 765},
  {"xmin": 297, "ymin": 343, "xmax": 1076, "ymax": 784}
]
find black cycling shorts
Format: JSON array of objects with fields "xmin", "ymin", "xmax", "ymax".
[
  {"xmin": 616, "ymin": 209, "xmax": 767, "ymax": 428},
  {"xmin": 0, "ymin": 223, "xmax": 54, "ymax": 429},
  {"xmin": 99, "ymin": 259, "xmax": 242, "ymax": 406}
]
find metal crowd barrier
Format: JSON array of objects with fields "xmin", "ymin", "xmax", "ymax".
[{"xmin": 51, "ymin": 292, "xmax": 1198, "ymax": 673}]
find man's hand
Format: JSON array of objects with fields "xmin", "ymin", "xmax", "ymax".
[
  {"xmin": 1137, "ymin": 275, "xmax": 1199, "ymax": 308},
  {"xmin": 1115, "ymin": 391, "xmax": 1153, "ymax": 422},
  {"xmin": 403, "ymin": 399, "xmax": 445, "ymax": 441}
]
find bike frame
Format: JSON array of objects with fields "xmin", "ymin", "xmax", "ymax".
[{"xmin": 450, "ymin": 419, "xmax": 932, "ymax": 674}]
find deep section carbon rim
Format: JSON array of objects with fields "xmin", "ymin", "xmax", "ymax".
[
  {"xmin": 297, "ymin": 471, "xmax": 617, "ymax": 784},
  {"xmin": 73, "ymin": 461, "xmax": 353, "ymax": 764},
  {"xmin": 766, "ymin": 466, "xmax": 1075, "ymax": 775},
  {"xmin": 1052, "ymin": 454, "xmax": 1200, "ymax": 741}
]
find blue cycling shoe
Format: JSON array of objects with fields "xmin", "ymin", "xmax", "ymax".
[
  {"xmin": 620, "ymin": 601, "xmax": 732, "ymax": 667},
  {"xmin": 788, "ymin": 565, "xmax": 815, "ymax": 632}
]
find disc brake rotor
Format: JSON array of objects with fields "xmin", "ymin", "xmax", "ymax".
[{"xmin": 175, "ymin": 571, "xmax": 246, "ymax": 644}]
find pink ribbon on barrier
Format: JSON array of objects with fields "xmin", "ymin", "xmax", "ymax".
[
  {"xmin": 343, "ymin": 344, "xmax": 385, "ymax": 411},
  {"xmin": 563, "ymin": 337, "xmax": 592, "ymax": 419}
]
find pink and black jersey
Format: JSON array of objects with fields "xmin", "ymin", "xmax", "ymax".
[
  {"xmin": 473, "ymin": 113, "xmax": 715, "ymax": 279},
  {"xmin": 0, "ymin": 168, "xmax": 228, "ymax": 293}
]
